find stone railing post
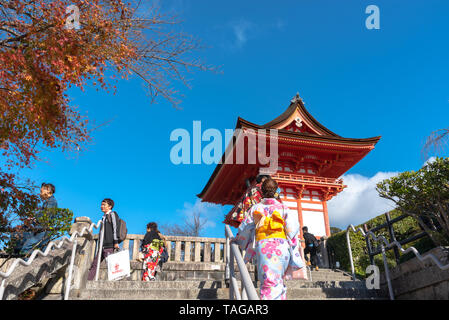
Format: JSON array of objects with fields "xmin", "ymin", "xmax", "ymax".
[
  {"xmin": 204, "ymin": 242, "xmax": 211, "ymax": 262},
  {"xmin": 194, "ymin": 240, "xmax": 201, "ymax": 262},
  {"xmin": 184, "ymin": 241, "xmax": 192, "ymax": 262},
  {"xmin": 175, "ymin": 240, "xmax": 182, "ymax": 262},
  {"xmin": 132, "ymin": 237, "xmax": 141, "ymax": 261},
  {"xmin": 319, "ymin": 236, "xmax": 329, "ymax": 268},
  {"xmin": 214, "ymin": 242, "xmax": 221, "ymax": 262},
  {"xmin": 166, "ymin": 240, "xmax": 172, "ymax": 261},
  {"xmin": 39, "ymin": 216, "xmax": 94, "ymax": 299},
  {"xmin": 63, "ymin": 217, "xmax": 94, "ymax": 298}
]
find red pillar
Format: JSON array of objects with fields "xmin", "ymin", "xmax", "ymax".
[{"xmin": 322, "ymin": 200, "xmax": 331, "ymax": 237}]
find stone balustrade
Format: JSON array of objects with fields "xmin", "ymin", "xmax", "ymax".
[
  {"xmin": 0, "ymin": 216, "xmax": 333, "ymax": 300},
  {"xmin": 92, "ymin": 233, "xmax": 227, "ymax": 263}
]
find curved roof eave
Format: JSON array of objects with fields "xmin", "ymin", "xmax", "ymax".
[{"xmin": 236, "ymin": 117, "xmax": 381, "ymax": 145}]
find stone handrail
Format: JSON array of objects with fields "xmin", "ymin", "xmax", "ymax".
[
  {"xmin": 0, "ymin": 216, "xmax": 98, "ymax": 300},
  {"xmin": 92, "ymin": 233, "xmax": 227, "ymax": 263},
  {"xmin": 346, "ymin": 223, "xmax": 449, "ymax": 301},
  {"xmin": 0, "ymin": 217, "xmax": 229, "ymax": 300}
]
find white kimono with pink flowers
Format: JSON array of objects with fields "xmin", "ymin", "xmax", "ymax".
[{"xmin": 234, "ymin": 198, "xmax": 305, "ymax": 300}]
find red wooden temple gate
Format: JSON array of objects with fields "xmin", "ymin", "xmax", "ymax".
[{"xmin": 198, "ymin": 94, "xmax": 380, "ymax": 240}]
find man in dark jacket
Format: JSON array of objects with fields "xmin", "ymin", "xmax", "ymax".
[
  {"xmin": 87, "ymin": 198, "xmax": 120, "ymax": 280},
  {"xmin": 302, "ymin": 226, "xmax": 321, "ymax": 271}
]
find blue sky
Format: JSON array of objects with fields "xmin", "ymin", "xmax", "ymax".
[{"xmin": 19, "ymin": 0, "xmax": 449, "ymax": 238}]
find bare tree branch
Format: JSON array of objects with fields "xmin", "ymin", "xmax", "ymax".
[
  {"xmin": 422, "ymin": 128, "xmax": 449, "ymax": 160},
  {"xmin": 161, "ymin": 212, "xmax": 208, "ymax": 237}
]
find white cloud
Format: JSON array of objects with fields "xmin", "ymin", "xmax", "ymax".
[
  {"xmin": 229, "ymin": 19, "xmax": 254, "ymax": 49},
  {"xmin": 273, "ymin": 18, "xmax": 286, "ymax": 31},
  {"xmin": 327, "ymin": 171, "xmax": 399, "ymax": 229},
  {"xmin": 327, "ymin": 157, "xmax": 438, "ymax": 229},
  {"xmin": 223, "ymin": 18, "xmax": 285, "ymax": 51},
  {"xmin": 424, "ymin": 156, "xmax": 436, "ymax": 166},
  {"xmin": 134, "ymin": 0, "xmax": 187, "ymax": 19}
]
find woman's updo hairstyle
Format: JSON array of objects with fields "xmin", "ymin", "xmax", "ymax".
[
  {"xmin": 147, "ymin": 222, "xmax": 158, "ymax": 232},
  {"xmin": 261, "ymin": 178, "xmax": 278, "ymax": 198}
]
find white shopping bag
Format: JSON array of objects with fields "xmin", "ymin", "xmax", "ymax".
[{"xmin": 106, "ymin": 249, "xmax": 131, "ymax": 281}]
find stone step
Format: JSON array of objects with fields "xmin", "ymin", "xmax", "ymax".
[
  {"xmin": 75, "ymin": 286, "xmax": 384, "ymax": 300},
  {"xmin": 114, "ymin": 261, "xmax": 350, "ymax": 277},
  {"xmin": 75, "ymin": 279, "xmax": 387, "ymax": 300},
  {"xmin": 97, "ymin": 275, "xmax": 354, "ymax": 284},
  {"xmin": 85, "ymin": 279, "xmax": 367, "ymax": 290},
  {"xmin": 76, "ymin": 288, "xmax": 229, "ymax": 300},
  {"xmin": 288, "ymin": 297, "xmax": 383, "ymax": 300},
  {"xmin": 155, "ymin": 271, "xmax": 353, "ymax": 281},
  {"xmin": 96, "ymin": 268, "xmax": 253, "ymax": 282},
  {"xmin": 285, "ymin": 280, "xmax": 368, "ymax": 289},
  {"xmin": 286, "ymin": 287, "xmax": 385, "ymax": 300},
  {"xmin": 97, "ymin": 261, "xmax": 353, "ymax": 281},
  {"xmin": 158, "ymin": 270, "xmax": 233, "ymax": 281},
  {"xmin": 303, "ymin": 275, "xmax": 354, "ymax": 281},
  {"xmin": 81, "ymin": 261, "xmax": 375, "ymax": 300},
  {"xmin": 86, "ymin": 280, "xmax": 226, "ymax": 290},
  {"xmin": 96, "ymin": 269, "xmax": 353, "ymax": 282}
]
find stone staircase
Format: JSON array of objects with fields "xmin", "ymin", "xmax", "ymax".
[
  {"xmin": 1, "ymin": 222, "xmax": 388, "ymax": 301},
  {"xmin": 69, "ymin": 261, "xmax": 387, "ymax": 300}
]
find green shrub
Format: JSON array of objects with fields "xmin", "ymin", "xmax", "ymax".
[{"xmin": 3, "ymin": 207, "xmax": 73, "ymax": 255}]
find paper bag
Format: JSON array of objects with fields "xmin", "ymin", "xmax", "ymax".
[{"xmin": 106, "ymin": 249, "xmax": 131, "ymax": 281}]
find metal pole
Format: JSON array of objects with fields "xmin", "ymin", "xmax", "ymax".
[
  {"xmin": 230, "ymin": 241, "xmax": 259, "ymax": 300},
  {"xmin": 364, "ymin": 224, "xmax": 375, "ymax": 266},
  {"xmin": 229, "ymin": 245, "xmax": 235, "ymax": 299},
  {"xmin": 64, "ymin": 240, "xmax": 78, "ymax": 300},
  {"xmin": 385, "ymin": 213, "xmax": 400, "ymax": 265},
  {"xmin": 346, "ymin": 230, "xmax": 356, "ymax": 280},
  {"xmin": 381, "ymin": 244, "xmax": 394, "ymax": 300},
  {"xmin": 225, "ymin": 230, "xmax": 230, "ymax": 284},
  {"xmin": 0, "ymin": 279, "xmax": 5, "ymax": 300},
  {"xmin": 224, "ymin": 225, "xmax": 259, "ymax": 300},
  {"xmin": 254, "ymin": 264, "xmax": 258, "ymax": 288},
  {"xmin": 242, "ymin": 286, "xmax": 248, "ymax": 300},
  {"xmin": 230, "ymin": 276, "xmax": 242, "ymax": 300},
  {"xmin": 95, "ymin": 221, "xmax": 104, "ymax": 281}
]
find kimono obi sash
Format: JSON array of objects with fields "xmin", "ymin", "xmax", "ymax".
[{"xmin": 254, "ymin": 209, "xmax": 286, "ymax": 242}]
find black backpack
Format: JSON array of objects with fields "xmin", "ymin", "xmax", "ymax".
[
  {"xmin": 305, "ymin": 232, "xmax": 319, "ymax": 248},
  {"xmin": 160, "ymin": 249, "xmax": 169, "ymax": 263},
  {"xmin": 107, "ymin": 211, "xmax": 127, "ymax": 244}
]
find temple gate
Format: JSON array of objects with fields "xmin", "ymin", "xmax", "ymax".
[{"xmin": 198, "ymin": 93, "xmax": 380, "ymax": 240}]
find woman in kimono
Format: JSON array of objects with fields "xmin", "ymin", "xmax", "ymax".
[
  {"xmin": 141, "ymin": 222, "xmax": 166, "ymax": 281},
  {"xmin": 234, "ymin": 178, "xmax": 305, "ymax": 300}
]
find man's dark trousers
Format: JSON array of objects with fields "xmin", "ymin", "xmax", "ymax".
[
  {"xmin": 304, "ymin": 246, "xmax": 320, "ymax": 267},
  {"xmin": 87, "ymin": 247, "xmax": 115, "ymax": 280}
]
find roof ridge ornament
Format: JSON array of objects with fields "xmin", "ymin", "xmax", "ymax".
[{"xmin": 291, "ymin": 92, "xmax": 304, "ymax": 104}]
